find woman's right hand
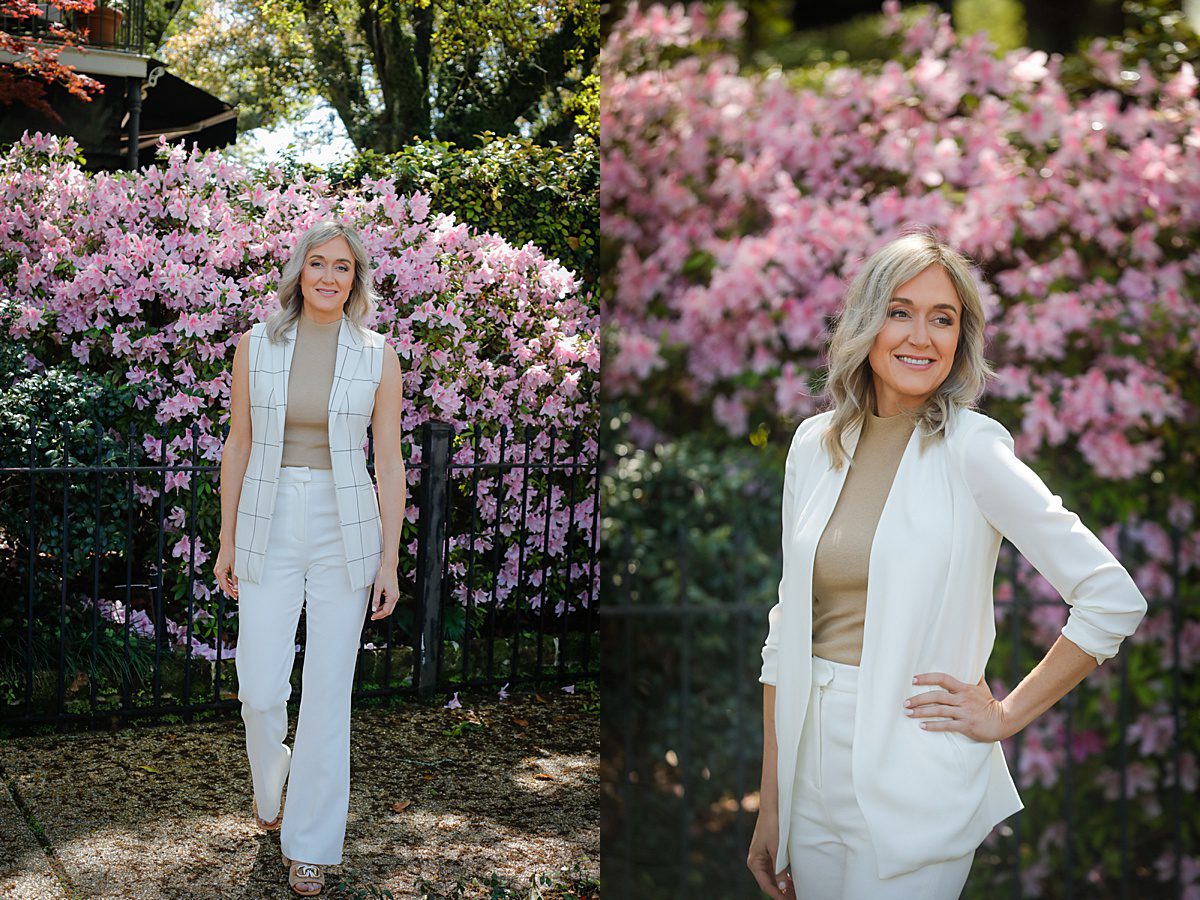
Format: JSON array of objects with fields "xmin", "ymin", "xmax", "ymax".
[
  {"xmin": 747, "ymin": 810, "xmax": 793, "ymax": 898},
  {"xmin": 214, "ymin": 541, "xmax": 238, "ymax": 600}
]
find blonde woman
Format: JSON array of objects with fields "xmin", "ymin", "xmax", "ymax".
[
  {"xmin": 213, "ymin": 220, "xmax": 406, "ymax": 896},
  {"xmin": 745, "ymin": 229, "xmax": 1147, "ymax": 899}
]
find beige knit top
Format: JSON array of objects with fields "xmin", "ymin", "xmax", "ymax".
[
  {"xmin": 811, "ymin": 410, "xmax": 916, "ymax": 666},
  {"xmin": 279, "ymin": 313, "xmax": 340, "ymax": 469}
]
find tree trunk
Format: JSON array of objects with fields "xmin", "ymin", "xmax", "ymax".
[
  {"xmin": 357, "ymin": 2, "xmax": 430, "ymax": 151},
  {"xmin": 1018, "ymin": 0, "xmax": 1124, "ymax": 55},
  {"xmin": 297, "ymin": 0, "xmax": 375, "ymax": 150},
  {"xmin": 438, "ymin": 4, "xmax": 583, "ymax": 146}
]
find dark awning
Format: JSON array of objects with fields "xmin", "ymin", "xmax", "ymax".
[
  {"xmin": 122, "ymin": 68, "xmax": 237, "ymax": 154},
  {"xmin": 0, "ymin": 48, "xmax": 236, "ymax": 170}
]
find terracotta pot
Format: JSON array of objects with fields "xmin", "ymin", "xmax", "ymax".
[{"xmin": 76, "ymin": 7, "xmax": 123, "ymax": 46}]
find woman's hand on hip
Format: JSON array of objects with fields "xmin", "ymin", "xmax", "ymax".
[
  {"xmin": 906, "ymin": 671, "xmax": 1012, "ymax": 742},
  {"xmin": 370, "ymin": 565, "xmax": 401, "ymax": 620},
  {"xmin": 747, "ymin": 811, "xmax": 793, "ymax": 899},
  {"xmin": 213, "ymin": 541, "xmax": 238, "ymax": 600}
]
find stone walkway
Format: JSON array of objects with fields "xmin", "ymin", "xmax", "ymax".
[{"xmin": 0, "ymin": 689, "xmax": 598, "ymax": 899}]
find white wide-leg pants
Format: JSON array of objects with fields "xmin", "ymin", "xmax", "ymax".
[
  {"xmin": 787, "ymin": 655, "xmax": 976, "ymax": 900},
  {"xmin": 235, "ymin": 465, "xmax": 371, "ymax": 866}
]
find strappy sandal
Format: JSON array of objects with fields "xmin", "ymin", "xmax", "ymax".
[
  {"xmin": 281, "ymin": 852, "xmax": 325, "ymax": 896},
  {"xmin": 252, "ymin": 797, "xmax": 283, "ymax": 831}
]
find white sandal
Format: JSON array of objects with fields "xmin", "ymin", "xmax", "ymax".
[{"xmin": 281, "ymin": 852, "xmax": 325, "ymax": 896}]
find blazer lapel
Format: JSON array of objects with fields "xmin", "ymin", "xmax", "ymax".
[
  {"xmin": 791, "ymin": 416, "xmax": 861, "ymax": 544},
  {"xmin": 327, "ymin": 316, "xmax": 364, "ymax": 436},
  {"xmin": 272, "ymin": 324, "xmax": 296, "ymax": 443},
  {"xmin": 773, "ymin": 416, "xmax": 859, "ymax": 857}
]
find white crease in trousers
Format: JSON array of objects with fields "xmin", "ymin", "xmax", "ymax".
[
  {"xmin": 788, "ymin": 655, "xmax": 976, "ymax": 899},
  {"xmin": 235, "ymin": 465, "xmax": 371, "ymax": 866}
]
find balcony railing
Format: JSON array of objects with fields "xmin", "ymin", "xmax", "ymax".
[{"xmin": 0, "ymin": 0, "xmax": 145, "ymax": 56}]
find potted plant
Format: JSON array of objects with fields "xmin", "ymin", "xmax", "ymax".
[{"xmin": 74, "ymin": 0, "xmax": 124, "ymax": 47}]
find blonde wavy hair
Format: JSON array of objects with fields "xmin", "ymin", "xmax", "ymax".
[
  {"xmin": 263, "ymin": 220, "xmax": 379, "ymax": 344},
  {"xmin": 819, "ymin": 228, "xmax": 995, "ymax": 470}
]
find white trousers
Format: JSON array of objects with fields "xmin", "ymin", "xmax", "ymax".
[
  {"xmin": 788, "ymin": 655, "xmax": 975, "ymax": 900},
  {"xmin": 235, "ymin": 465, "xmax": 371, "ymax": 866}
]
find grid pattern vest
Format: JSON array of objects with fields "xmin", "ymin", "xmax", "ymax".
[{"xmin": 233, "ymin": 316, "xmax": 387, "ymax": 591}]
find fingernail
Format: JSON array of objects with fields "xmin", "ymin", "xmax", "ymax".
[{"xmin": 778, "ymin": 882, "xmax": 787, "ymax": 891}]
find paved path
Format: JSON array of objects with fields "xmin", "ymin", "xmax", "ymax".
[{"xmin": 0, "ymin": 690, "xmax": 598, "ymax": 898}]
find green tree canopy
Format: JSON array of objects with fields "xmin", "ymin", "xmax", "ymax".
[{"xmin": 158, "ymin": 0, "xmax": 597, "ymax": 151}]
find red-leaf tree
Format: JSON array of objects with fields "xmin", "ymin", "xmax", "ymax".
[{"xmin": 0, "ymin": 0, "xmax": 105, "ymax": 122}]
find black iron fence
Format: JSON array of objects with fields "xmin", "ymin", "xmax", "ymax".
[
  {"xmin": 0, "ymin": 419, "xmax": 599, "ymax": 728},
  {"xmin": 601, "ymin": 523, "xmax": 1193, "ymax": 899}
]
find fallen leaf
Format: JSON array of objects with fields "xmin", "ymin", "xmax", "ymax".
[
  {"xmin": 391, "ymin": 800, "xmax": 412, "ymax": 813},
  {"xmin": 513, "ymin": 718, "xmax": 529, "ymax": 727},
  {"xmin": 140, "ymin": 765, "xmax": 160, "ymax": 774},
  {"xmin": 534, "ymin": 773, "xmax": 554, "ymax": 781}
]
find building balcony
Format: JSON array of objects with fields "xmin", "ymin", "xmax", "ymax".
[
  {"xmin": 0, "ymin": 0, "xmax": 237, "ymax": 171},
  {"xmin": 0, "ymin": 0, "xmax": 145, "ymax": 56}
]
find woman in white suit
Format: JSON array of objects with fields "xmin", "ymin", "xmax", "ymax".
[
  {"xmin": 745, "ymin": 230, "xmax": 1148, "ymax": 899},
  {"xmin": 213, "ymin": 220, "xmax": 406, "ymax": 896}
]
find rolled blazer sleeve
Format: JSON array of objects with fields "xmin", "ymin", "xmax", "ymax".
[
  {"xmin": 957, "ymin": 417, "xmax": 1148, "ymax": 666},
  {"xmin": 759, "ymin": 423, "xmax": 806, "ymax": 685}
]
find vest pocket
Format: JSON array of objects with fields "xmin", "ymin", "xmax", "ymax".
[
  {"xmin": 941, "ymin": 728, "xmax": 993, "ymax": 779},
  {"xmin": 343, "ymin": 376, "xmax": 377, "ymax": 419},
  {"xmin": 250, "ymin": 387, "xmax": 275, "ymax": 443}
]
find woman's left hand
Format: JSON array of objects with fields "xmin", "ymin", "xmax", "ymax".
[
  {"xmin": 370, "ymin": 567, "xmax": 401, "ymax": 620},
  {"xmin": 906, "ymin": 672, "xmax": 1013, "ymax": 743}
]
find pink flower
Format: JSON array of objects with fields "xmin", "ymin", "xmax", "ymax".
[
  {"xmin": 1066, "ymin": 728, "xmax": 1106, "ymax": 764},
  {"xmin": 1021, "ymin": 393, "xmax": 1068, "ymax": 447},
  {"xmin": 170, "ymin": 535, "xmax": 210, "ymax": 567},
  {"xmin": 1126, "ymin": 711, "xmax": 1175, "ymax": 756},
  {"xmin": 712, "ymin": 392, "xmax": 748, "ymax": 435},
  {"xmin": 1017, "ymin": 726, "xmax": 1062, "ymax": 788},
  {"xmin": 1161, "ymin": 621, "xmax": 1200, "ymax": 670},
  {"xmin": 408, "ymin": 192, "xmax": 430, "ymax": 223},
  {"xmin": 1094, "ymin": 762, "xmax": 1158, "ymax": 800},
  {"xmin": 1164, "ymin": 62, "xmax": 1198, "ymax": 101},
  {"xmin": 1077, "ymin": 430, "xmax": 1161, "ymax": 480},
  {"xmin": 14, "ymin": 304, "xmax": 45, "ymax": 333}
]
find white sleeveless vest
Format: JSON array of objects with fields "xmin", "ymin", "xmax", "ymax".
[{"xmin": 234, "ymin": 316, "xmax": 387, "ymax": 591}]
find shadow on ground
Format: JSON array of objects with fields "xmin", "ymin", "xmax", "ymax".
[{"xmin": 0, "ymin": 689, "xmax": 599, "ymax": 898}]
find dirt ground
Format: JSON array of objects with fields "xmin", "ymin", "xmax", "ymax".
[{"xmin": 0, "ymin": 688, "xmax": 599, "ymax": 899}]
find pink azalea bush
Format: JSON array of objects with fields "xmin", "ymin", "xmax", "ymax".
[
  {"xmin": 603, "ymin": 3, "xmax": 1197, "ymax": 480},
  {"xmin": 602, "ymin": 2, "xmax": 1198, "ymax": 895},
  {"xmin": 0, "ymin": 131, "xmax": 598, "ymax": 665}
]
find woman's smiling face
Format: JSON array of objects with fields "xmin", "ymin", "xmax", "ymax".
[
  {"xmin": 867, "ymin": 264, "xmax": 962, "ymax": 416},
  {"xmin": 300, "ymin": 235, "xmax": 356, "ymax": 315}
]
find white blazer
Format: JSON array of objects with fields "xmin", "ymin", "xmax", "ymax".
[
  {"xmin": 759, "ymin": 406, "xmax": 1148, "ymax": 880},
  {"xmin": 233, "ymin": 317, "xmax": 387, "ymax": 592}
]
